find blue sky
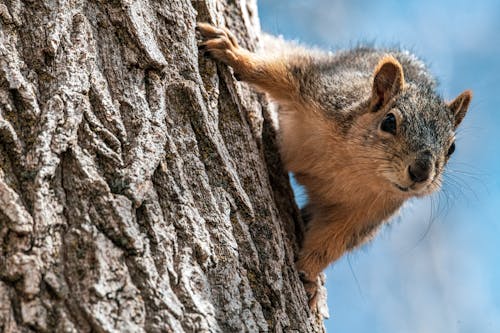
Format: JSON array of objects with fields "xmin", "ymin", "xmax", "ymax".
[{"xmin": 259, "ymin": 1, "xmax": 500, "ymax": 332}]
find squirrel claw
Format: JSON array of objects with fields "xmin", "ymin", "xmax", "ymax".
[
  {"xmin": 298, "ymin": 271, "xmax": 320, "ymax": 310},
  {"xmin": 196, "ymin": 23, "xmax": 242, "ymax": 67}
]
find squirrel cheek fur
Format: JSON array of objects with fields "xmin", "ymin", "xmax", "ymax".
[{"xmin": 197, "ymin": 23, "xmax": 473, "ymax": 308}]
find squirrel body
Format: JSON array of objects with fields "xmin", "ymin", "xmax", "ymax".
[{"xmin": 197, "ymin": 23, "xmax": 472, "ymax": 307}]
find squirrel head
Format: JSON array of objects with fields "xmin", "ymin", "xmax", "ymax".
[{"xmin": 347, "ymin": 56, "xmax": 472, "ymax": 198}]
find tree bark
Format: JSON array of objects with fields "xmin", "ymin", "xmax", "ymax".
[{"xmin": 0, "ymin": 0, "xmax": 325, "ymax": 332}]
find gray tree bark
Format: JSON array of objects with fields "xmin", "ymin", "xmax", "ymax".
[{"xmin": 0, "ymin": 0, "xmax": 325, "ymax": 332}]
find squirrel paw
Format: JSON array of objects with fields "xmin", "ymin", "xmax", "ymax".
[
  {"xmin": 197, "ymin": 23, "xmax": 243, "ymax": 68},
  {"xmin": 298, "ymin": 271, "xmax": 320, "ymax": 310}
]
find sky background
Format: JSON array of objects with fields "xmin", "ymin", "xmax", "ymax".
[{"xmin": 258, "ymin": 1, "xmax": 500, "ymax": 332}]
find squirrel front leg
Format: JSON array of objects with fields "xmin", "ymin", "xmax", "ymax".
[
  {"xmin": 297, "ymin": 209, "xmax": 351, "ymax": 309},
  {"xmin": 296, "ymin": 241, "xmax": 343, "ymax": 309},
  {"xmin": 197, "ymin": 23, "xmax": 300, "ymax": 103}
]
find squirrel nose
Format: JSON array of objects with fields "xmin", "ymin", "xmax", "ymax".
[{"xmin": 408, "ymin": 151, "xmax": 433, "ymax": 183}]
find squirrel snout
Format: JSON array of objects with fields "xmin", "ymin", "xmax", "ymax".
[{"xmin": 408, "ymin": 151, "xmax": 434, "ymax": 183}]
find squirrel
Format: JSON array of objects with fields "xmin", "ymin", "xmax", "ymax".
[{"xmin": 197, "ymin": 23, "xmax": 472, "ymax": 309}]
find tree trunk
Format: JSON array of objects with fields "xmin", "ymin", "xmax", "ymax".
[{"xmin": 0, "ymin": 0, "xmax": 325, "ymax": 332}]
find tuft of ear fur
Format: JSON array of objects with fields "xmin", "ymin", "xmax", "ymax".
[
  {"xmin": 448, "ymin": 90, "xmax": 472, "ymax": 128},
  {"xmin": 371, "ymin": 56, "xmax": 405, "ymax": 111}
]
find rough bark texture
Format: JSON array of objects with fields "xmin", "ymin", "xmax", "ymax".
[{"xmin": 0, "ymin": 0, "xmax": 325, "ymax": 332}]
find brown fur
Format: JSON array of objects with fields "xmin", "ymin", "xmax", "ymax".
[
  {"xmin": 448, "ymin": 90, "xmax": 473, "ymax": 127},
  {"xmin": 197, "ymin": 23, "xmax": 472, "ymax": 309}
]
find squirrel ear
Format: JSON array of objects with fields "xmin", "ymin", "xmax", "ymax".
[
  {"xmin": 371, "ymin": 56, "xmax": 405, "ymax": 111},
  {"xmin": 448, "ymin": 90, "xmax": 472, "ymax": 128}
]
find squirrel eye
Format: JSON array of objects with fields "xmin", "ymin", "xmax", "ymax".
[
  {"xmin": 447, "ymin": 142, "xmax": 456, "ymax": 156},
  {"xmin": 381, "ymin": 113, "xmax": 397, "ymax": 134}
]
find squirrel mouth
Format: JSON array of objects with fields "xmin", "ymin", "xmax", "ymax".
[
  {"xmin": 393, "ymin": 182, "xmax": 428, "ymax": 194},
  {"xmin": 393, "ymin": 183, "xmax": 410, "ymax": 192}
]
